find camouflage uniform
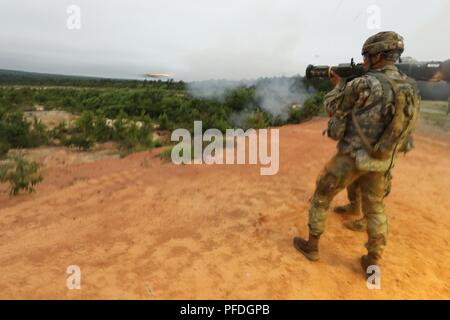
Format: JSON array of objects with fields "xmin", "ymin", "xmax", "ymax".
[
  {"xmin": 345, "ymin": 181, "xmax": 363, "ymax": 214},
  {"xmin": 307, "ymin": 63, "xmax": 418, "ymax": 260},
  {"xmin": 294, "ymin": 32, "xmax": 420, "ymax": 270},
  {"xmin": 338, "ymin": 169, "xmax": 392, "ymax": 231}
]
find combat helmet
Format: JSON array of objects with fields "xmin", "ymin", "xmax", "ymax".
[{"xmin": 362, "ymin": 31, "xmax": 404, "ymax": 56}]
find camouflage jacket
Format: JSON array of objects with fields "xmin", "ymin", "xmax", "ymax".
[{"xmin": 324, "ymin": 64, "xmax": 414, "ymax": 157}]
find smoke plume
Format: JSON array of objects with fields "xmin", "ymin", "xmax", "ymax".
[{"xmin": 188, "ymin": 76, "xmax": 315, "ymax": 124}]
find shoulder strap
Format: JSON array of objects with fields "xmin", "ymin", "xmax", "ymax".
[
  {"xmin": 350, "ymin": 71, "xmax": 397, "ymax": 156},
  {"xmin": 368, "ymin": 71, "xmax": 395, "ymax": 107}
]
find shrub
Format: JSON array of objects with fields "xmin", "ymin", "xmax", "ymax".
[
  {"xmin": 159, "ymin": 143, "xmax": 195, "ymax": 163},
  {"xmin": 158, "ymin": 113, "xmax": 172, "ymax": 130},
  {"xmin": 0, "ymin": 111, "xmax": 49, "ymax": 156},
  {"xmin": 49, "ymin": 121, "xmax": 69, "ymax": 142},
  {"xmin": 0, "ymin": 141, "xmax": 9, "ymax": 157},
  {"xmin": 159, "ymin": 146, "xmax": 173, "ymax": 161},
  {"xmin": 28, "ymin": 117, "xmax": 49, "ymax": 147},
  {"xmin": 288, "ymin": 92, "xmax": 326, "ymax": 123},
  {"xmin": 0, "ymin": 156, "xmax": 43, "ymax": 196},
  {"xmin": 64, "ymin": 134, "xmax": 93, "ymax": 150},
  {"xmin": 91, "ymin": 114, "xmax": 114, "ymax": 142},
  {"xmin": 153, "ymin": 139, "xmax": 163, "ymax": 148},
  {"xmin": 0, "ymin": 111, "xmax": 32, "ymax": 149},
  {"xmin": 74, "ymin": 110, "xmax": 95, "ymax": 135},
  {"xmin": 113, "ymin": 115, "xmax": 154, "ymax": 153},
  {"xmin": 246, "ymin": 110, "xmax": 270, "ymax": 129}
]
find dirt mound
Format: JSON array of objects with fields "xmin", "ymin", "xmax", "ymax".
[{"xmin": 0, "ymin": 119, "xmax": 449, "ymax": 299}]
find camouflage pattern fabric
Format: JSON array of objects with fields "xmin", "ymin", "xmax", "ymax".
[
  {"xmin": 361, "ymin": 31, "xmax": 404, "ymax": 56},
  {"xmin": 343, "ymin": 171, "xmax": 392, "ymax": 219},
  {"xmin": 308, "ymin": 154, "xmax": 389, "ymax": 259},
  {"xmin": 325, "ymin": 65, "xmax": 402, "ymax": 158}
]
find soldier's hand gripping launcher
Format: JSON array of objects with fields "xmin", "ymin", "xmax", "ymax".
[{"xmin": 306, "ymin": 59, "xmax": 450, "ymax": 83}]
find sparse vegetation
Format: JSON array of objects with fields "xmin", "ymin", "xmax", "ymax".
[
  {"xmin": 0, "ymin": 108, "xmax": 50, "ymax": 157},
  {"xmin": 0, "ymin": 156, "xmax": 43, "ymax": 196},
  {"xmin": 0, "ymin": 73, "xmax": 331, "ymax": 196},
  {"xmin": 288, "ymin": 92, "xmax": 326, "ymax": 123},
  {"xmin": 159, "ymin": 146, "xmax": 174, "ymax": 161},
  {"xmin": 420, "ymin": 100, "xmax": 450, "ymax": 131}
]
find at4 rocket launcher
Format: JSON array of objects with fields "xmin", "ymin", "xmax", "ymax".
[{"xmin": 306, "ymin": 59, "xmax": 450, "ymax": 82}]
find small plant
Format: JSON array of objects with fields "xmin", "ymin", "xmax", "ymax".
[
  {"xmin": 158, "ymin": 142, "xmax": 196, "ymax": 163},
  {"xmin": 288, "ymin": 92, "xmax": 326, "ymax": 124},
  {"xmin": 114, "ymin": 115, "xmax": 154, "ymax": 153},
  {"xmin": 0, "ymin": 156, "xmax": 43, "ymax": 196},
  {"xmin": 28, "ymin": 117, "xmax": 49, "ymax": 147},
  {"xmin": 64, "ymin": 134, "xmax": 93, "ymax": 150},
  {"xmin": 153, "ymin": 139, "xmax": 163, "ymax": 148},
  {"xmin": 246, "ymin": 110, "xmax": 270, "ymax": 129},
  {"xmin": 158, "ymin": 113, "xmax": 172, "ymax": 130},
  {"xmin": 49, "ymin": 121, "xmax": 69, "ymax": 143},
  {"xmin": 159, "ymin": 146, "xmax": 174, "ymax": 161}
]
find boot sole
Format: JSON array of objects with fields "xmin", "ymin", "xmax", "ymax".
[{"xmin": 293, "ymin": 238, "xmax": 319, "ymax": 262}]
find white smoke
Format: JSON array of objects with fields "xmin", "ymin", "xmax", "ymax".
[
  {"xmin": 188, "ymin": 79, "xmax": 255, "ymax": 102},
  {"xmin": 188, "ymin": 76, "xmax": 315, "ymax": 122},
  {"xmin": 255, "ymin": 77, "xmax": 313, "ymax": 120}
]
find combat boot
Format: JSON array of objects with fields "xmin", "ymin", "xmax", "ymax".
[
  {"xmin": 293, "ymin": 234, "xmax": 320, "ymax": 261},
  {"xmin": 334, "ymin": 203, "xmax": 361, "ymax": 216},
  {"xmin": 344, "ymin": 217, "xmax": 367, "ymax": 232},
  {"xmin": 361, "ymin": 254, "xmax": 379, "ymax": 278}
]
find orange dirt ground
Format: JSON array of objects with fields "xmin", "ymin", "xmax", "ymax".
[{"xmin": 0, "ymin": 118, "xmax": 449, "ymax": 299}]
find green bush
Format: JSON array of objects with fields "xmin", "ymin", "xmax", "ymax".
[
  {"xmin": 246, "ymin": 110, "xmax": 270, "ymax": 129},
  {"xmin": 289, "ymin": 92, "xmax": 326, "ymax": 123},
  {"xmin": 159, "ymin": 143, "xmax": 195, "ymax": 162},
  {"xmin": 49, "ymin": 122, "xmax": 69, "ymax": 142},
  {"xmin": 74, "ymin": 110, "xmax": 95, "ymax": 135},
  {"xmin": 114, "ymin": 115, "xmax": 153, "ymax": 152},
  {"xmin": 91, "ymin": 115, "xmax": 114, "ymax": 142},
  {"xmin": 0, "ymin": 112, "xmax": 32, "ymax": 149},
  {"xmin": 159, "ymin": 146, "xmax": 173, "ymax": 161},
  {"xmin": 0, "ymin": 111, "xmax": 49, "ymax": 156},
  {"xmin": 0, "ymin": 156, "xmax": 43, "ymax": 196},
  {"xmin": 64, "ymin": 134, "xmax": 93, "ymax": 150},
  {"xmin": 153, "ymin": 139, "xmax": 163, "ymax": 148},
  {"xmin": 28, "ymin": 117, "xmax": 49, "ymax": 147},
  {"xmin": 0, "ymin": 141, "xmax": 9, "ymax": 157},
  {"xmin": 158, "ymin": 113, "xmax": 172, "ymax": 130}
]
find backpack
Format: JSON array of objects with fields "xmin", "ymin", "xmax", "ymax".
[{"xmin": 351, "ymin": 70, "xmax": 420, "ymax": 169}]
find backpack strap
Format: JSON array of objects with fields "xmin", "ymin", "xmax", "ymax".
[
  {"xmin": 350, "ymin": 71, "xmax": 397, "ymax": 156},
  {"xmin": 369, "ymin": 71, "xmax": 395, "ymax": 110}
]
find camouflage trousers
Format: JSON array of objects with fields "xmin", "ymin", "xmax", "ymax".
[
  {"xmin": 308, "ymin": 153, "xmax": 390, "ymax": 259},
  {"xmin": 346, "ymin": 171, "xmax": 392, "ymax": 212}
]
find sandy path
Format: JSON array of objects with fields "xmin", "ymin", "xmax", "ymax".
[{"xmin": 0, "ymin": 119, "xmax": 449, "ymax": 299}]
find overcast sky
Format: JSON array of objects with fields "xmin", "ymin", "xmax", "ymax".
[{"xmin": 0, "ymin": 0, "xmax": 449, "ymax": 81}]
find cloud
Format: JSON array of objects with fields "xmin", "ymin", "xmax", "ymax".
[{"xmin": 0, "ymin": 0, "xmax": 448, "ymax": 80}]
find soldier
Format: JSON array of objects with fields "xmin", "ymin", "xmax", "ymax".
[{"xmin": 293, "ymin": 31, "xmax": 420, "ymax": 275}]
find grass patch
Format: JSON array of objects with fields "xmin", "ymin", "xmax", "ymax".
[{"xmin": 420, "ymin": 100, "xmax": 450, "ymax": 131}]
